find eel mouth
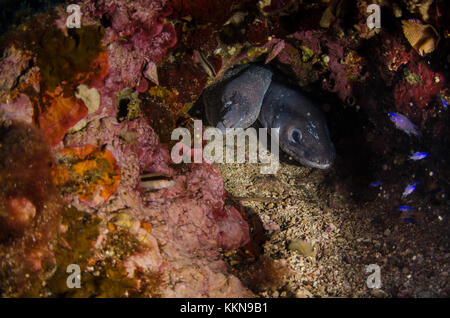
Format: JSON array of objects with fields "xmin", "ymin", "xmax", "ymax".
[
  {"xmin": 282, "ymin": 145, "xmax": 335, "ymax": 170},
  {"xmin": 298, "ymin": 158, "xmax": 333, "ymax": 169}
]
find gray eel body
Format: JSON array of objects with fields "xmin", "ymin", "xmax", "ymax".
[{"xmin": 202, "ymin": 64, "xmax": 335, "ymax": 169}]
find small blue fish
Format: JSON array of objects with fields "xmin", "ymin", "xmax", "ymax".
[
  {"xmin": 439, "ymin": 94, "xmax": 448, "ymax": 109},
  {"xmin": 370, "ymin": 181, "xmax": 382, "ymax": 187},
  {"xmin": 388, "ymin": 113, "xmax": 421, "ymax": 137},
  {"xmin": 397, "ymin": 206, "xmax": 414, "ymax": 212},
  {"xmin": 402, "ymin": 181, "xmax": 419, "ymax": 198},
  {"xmin": 409, "ymin": 152, "xmax": 428, "ymax": 160},
  {"xmin": 403, "ymin": 218, "xmax": 416, "ymax": 224}
]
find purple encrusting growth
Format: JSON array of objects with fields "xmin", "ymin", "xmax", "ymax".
[
  {"xmin": 388, "ymin": 113, "xmax": 421, "ymax": 137},
  {"xmin": 402, "ymin": 181, "xmax": 419, "ymax": 198}
]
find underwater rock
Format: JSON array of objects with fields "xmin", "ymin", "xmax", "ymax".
[
  {"xmin": 0, "ymin": 121, "xmax": 62, "ymax": 296},
  {"xmin": 16, "ymin": 23, "xmax": 106, "ymax": 93},
  {"xmin": 70, "ymin": 84, "xmax": 101, "ymax": 132},
  {"xmin": 75, "ymin": 84, "xmax": 101, "ymax": 114},
  {"xmin": 52, "ymin": 145, "xmax": 121, "ymax": 208},
  {"xmin": 0, "ymin": 47, "xmax": 33, "ymax": 102},
  {"xmin": 82, "ymin": 0, "xmax": 177, "ymax": 92},
  {"xmin": 38, "ymin": 86, "xmax": 89, "ymax": 146},
  {"xmin": 63, "ymin": 116, "xmax": 251, "ymax": 296},
  {"xmin": 142, "ymin": 160, "xmax": 250, "ymax": 253},
  {"xmin": 276, "ymin": 30, "xmax": 363, "ymax": 103},
  {"xmin": 0, "ymin": 46, "xmax": 41, "ymax": 112},
  {"xmin": 216, "ymin": 205, "xmax": 251, "ymax": 250},
  {"xmin": 393, "ymin": 59, "xmax": 445, "ymax": 113},
  {"xmin": 1, "ymin": 0, "xmax": 448, "ymax": 299},
  {"xmin": 401, "ymin": 0, "xmax": 434, "ymax": 22},
  {"xmin": 0, "ymin": 93, "xmax": 33, "ymax": 124},
  {"xmin": 246, "ymin": 19, "xmax": 271, "ymax": 46},
  {"xmin": 0, "ymin": 18, "xmax": 110, "ymax": 145},
  {"xmin": 378, "ymin": 36, "xmax": 413, "ymax": 75}
]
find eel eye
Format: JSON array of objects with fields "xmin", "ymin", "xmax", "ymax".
[{"xmin": 289, "ymin": 128, "xmax": 302, "ymax": 144}]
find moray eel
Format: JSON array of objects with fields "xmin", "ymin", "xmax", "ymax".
[
  {"xmin": 203, "ymin": 64, "xmax": 273, "ymax": 131},
  {"xmin": 202, "ymin": 64, "xmax": 335, "ymax": 169},
  {"xmin": 259, "ymin": 80, "xmax": 335, "ymax": 169}
]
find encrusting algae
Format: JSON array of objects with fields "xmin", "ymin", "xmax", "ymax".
[{"xmin": 52, "ymin": 145, "xmax": 121, "ymax": 208}]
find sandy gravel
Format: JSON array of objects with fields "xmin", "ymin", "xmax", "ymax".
[{"xmin": 214, "ymin": 142, "xmax": 449, "ymax": 298}]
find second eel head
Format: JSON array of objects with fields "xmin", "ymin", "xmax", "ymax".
[{"xmin": 261, "ymin": 81, "xmax": 336, "ymax": 169}]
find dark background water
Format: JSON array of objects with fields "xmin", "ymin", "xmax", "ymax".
[{"xmin": 0, "ymin": 0, "xmax": 66, "ymax": 36}]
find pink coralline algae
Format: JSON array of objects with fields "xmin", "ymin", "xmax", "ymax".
[
  {"xmin": 393, "ymin": 59, "xmax": 445, "ymax": 114},
  {"xmin": 0, "ymin": 0, "xmax": 252, "ymax": 295},
  {"xmin": 50, "ymin": 0, "xmax": 179, "ymax": 141},
  {"xmin": 375, "ymin": 35, "xmax": 415, "ymax": 85},
  {"xmin": 0, "ymin": 47, "xmax": 38, "ymax": 102},
  {"xmin": 216, "ymin": 205, "xmax": 251, "ymax": 251},
  {"xmin": 80, "ymin": 0, "xmax": 177, "ymax": 92},
  {"xmin": 143, "ymin": 161, "xmax": 250, "ymax": 253},
  {"xmin": 276, "ymin": 31, "xmax": 365, "ymax": 103},
  {"xmin": 63, "ymin": 116, "xmax": 251, "ymax": 296},
  {"xmin": 0, "ymin": 93, "xmax": 34, "ymax": 124}
]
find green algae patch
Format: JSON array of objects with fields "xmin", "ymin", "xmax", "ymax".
[
  {"xmin": 300, "ymin": 45, "xmax": 315, "ymax": 62},
  {"xmin": 142, "ymin": 86, "xmax": 190, "ymax": 144},
  {"xmin": 404, "ymin": 68, "xmax": 421, "ymax": 85},
  {"xmin": 36, "ymin": 25, "xmax": 105, "ymax": 92},
  {"xmin": 116, "ymin": 88, "xmax": 143, "ymax": 123},
  {"xmin": 45, "ymin": 206, "xmax": 101, "ymax": 296},
  {"xmin": 288, "ymin": 239, "xmax": 315, "ymax": 257},
  {"xmin": 45, "ymin": 207, "xmax": 135, "ymax": 297},
  {"xmin": 246, "ymin": 46, "xmax": 268, "ymax": 58},
  {"xmin": 3, "ymin": 13, "xmax": 105, "ymax": 94},
  {"xmin": 43, "ymin": 207, "xmax": 163, "ymax": 297}
]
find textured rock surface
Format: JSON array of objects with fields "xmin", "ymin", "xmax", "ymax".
[{"xmin": 0, "ymin": 0, "xmax": 449, "ymax": 298}]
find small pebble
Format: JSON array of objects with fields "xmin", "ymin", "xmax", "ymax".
[{"xmin": 370, "ymin": 289, "xmax": 388, "ymax": 298}]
